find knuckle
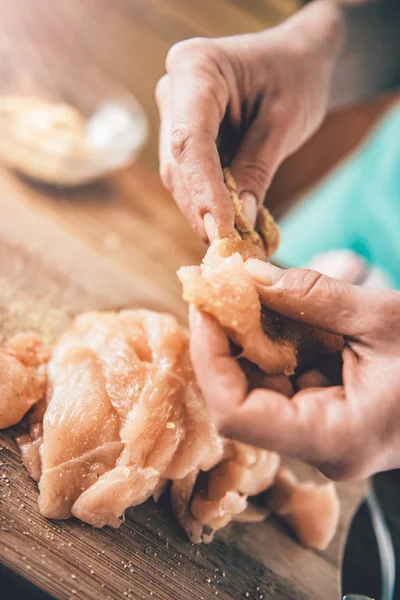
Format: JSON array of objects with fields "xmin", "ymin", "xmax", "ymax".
[
  {"xmin": 165, "ymin": 41, "xmax": 185, "ymax": 71},
  {"xmin": 344, "ymin": 294, "xmax": 396, "ymax": 343},
  {"xmin": 155, "ymin": 75, "xmax": 169, "ymax": 104},
  {"xmin": 159, "ymin": 161, "xmax": 173, "ymax": 189},
  {"xmin": 166, "ymin": 37, "xmax": 211, "ymax": 72},
  {"xmin": 289, "ymin": 268, "xmax": 324, "ymax": 301},
  {"xmin": 372, "ymin": 292, "xmax": 400, "ymax": 333},
  {"xmin": 233, "ymin": 158, "xmax": 272, "ymax": 197},
  {"xmin": 199, "ymin": 77, "xmax": 220, "ymax": 100},
  {"xmin": 170, "ymin": 126, "xmax": 193, "ymax": 163}
]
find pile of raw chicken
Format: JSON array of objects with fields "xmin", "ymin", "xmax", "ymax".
[{"xmin": 0, "ymin": 171, "xmax": 342, "ymax": 549}]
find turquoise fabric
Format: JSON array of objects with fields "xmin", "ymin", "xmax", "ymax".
[{"xmin": 275, "ymin": 105, "xmax": 400, "ymax": 289}]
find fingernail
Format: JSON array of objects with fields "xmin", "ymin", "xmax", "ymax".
[
  {"xmin": 245, "ymin": 258, "xmax": 283, "ymax": 285},
  {"xmin": 203, "ymin": 212, "xmax": 219, "ymax": 242},
  {"xmin": 240, "ymin": 191, "xmax": 257, "ymax": 227}
]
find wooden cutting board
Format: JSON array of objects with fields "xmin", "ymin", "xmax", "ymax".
[{"xmin": 0, "ymin": 164, "xmax": 366, "ymax": 600}]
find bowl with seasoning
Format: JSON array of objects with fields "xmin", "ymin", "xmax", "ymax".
[{"xmin": 0, "ymin": 62, "xmax": 148, "ymax": 187}]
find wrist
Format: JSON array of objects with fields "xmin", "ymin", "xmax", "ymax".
[{"xmin": 277, "ymin": 0, "xmax": 345, "ymax": 65}]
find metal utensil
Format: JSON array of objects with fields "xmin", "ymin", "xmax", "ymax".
[
  {"xmin": 310, "ymin": 255, "xmax": 396, "ymax": 600},
  {"xmin": 343, "ymin": 595, "xmax": 375, "ymax": 600},
  {"xmin": 365, "ymin": 485, "xmax": 396, "ymax": 600}
]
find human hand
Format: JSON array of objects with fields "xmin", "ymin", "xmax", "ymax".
[
  {"xmin": 156, "ymin": 1, "xmax": 343, "ymax": 242},
  {"xmin": 189, "ymin": 260, "xmax": 400, "ymax": 480}
]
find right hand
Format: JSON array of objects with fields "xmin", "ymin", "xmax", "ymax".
[
  {"xmin": 156, "ymin": 1, "xmax": 344, "ymax": 242},
  {"xmin": 189, "ymin": 261, "xmax": 400, "ymax": 481}
]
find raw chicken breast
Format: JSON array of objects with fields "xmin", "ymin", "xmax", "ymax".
[
  {"xmin": 171, "ymin": 441, "xmax": 280, "ymax": 543},
  {"xmin": 16, "ymin": 396, "xmax": 49, "ymax": 481},
  {"xmin": 13, "ymin": 310, "xmax": 340, "ymax": 548},
  {"xmin": 178, "ymin": 236, "xmax": 343, "ymax": 376},
  {"xmin": 189, "ymin": 442, "xmax": 280, "ymax": 540},
  {"xmin": 15, "ymin": 310, "xmax": 282, "ymax": 542},
  {"xmin": 17, "ymin": 422, "xmax": 44, "ymax": 482},
  {"xmin": 266, "ymin": 467, "xmax": 340, "ymax": 550},
  {"xmin": 33, "ymin": 310, "xmax": 224, "ymax": 525},
  {"xmin": 5, "ymin": 167, "xmax": 341, "ymax": 548},
  {"xmin": 15, "ymin": 312, "xmax": 218, "ymax": 524},
  {"xmin": 0, "ymin": 333, "xmax": 49, "ymax": 429},
  {"xmin": 70, "ymin": 311, "xmax": 225, "ymax": 528}
]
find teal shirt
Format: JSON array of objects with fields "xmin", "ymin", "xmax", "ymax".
[{"xmin": 275, "ymin": 106, "xmax": 400, "ymax": 289}]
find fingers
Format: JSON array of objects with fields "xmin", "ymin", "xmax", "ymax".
[
  {"xmin": 156, "ymin": 40, "xmax": 234, "ymax": 241},
  {"xmin": 156, "ymin": 76, "xmax": 208, "ymax": 239},
  {"xmin": 189, "ymin": 307, "xmax": 377, "ymax": 480},
  {"xmin": 188, "ymin": 308, "xmax": 334, "ymax": 464},
  {"xmin": 237, "ymin": 384, "xmax": 377, "ymax": 481},
  {"xmin": 245, "ymin": 259, "xmax": 397, "ymax": 339},
  {"xmin": 226, "ymin": 386, "xmax": 353, "ymax": 467},
  {"xmin": 296, "ymin": 353, "xmax": 343, "ymax": 390},
  {"xmin": 230, "ymin": 108, "xmax": 284, "ymax": 218},
  {"xmin": 239, "ymin": 358, "xmax": 294, "ymax": 396},
  {"xmin": 189, "ymin": 308, "xmax": 295, "ymax": 447},
  {"xmin": 189, "ymin": 307, "xmax": 248, "ymax": 416},
  {"xmin": 189, "ymin": 312, "xmax": 361, "ymax": 477},
  {"xmin": 296, "ymin": 369, "xmax": 331, "ymax": 390},
  {"xmin": 258, "ymin": 374, "xmax": 294, "ymax": 397}
]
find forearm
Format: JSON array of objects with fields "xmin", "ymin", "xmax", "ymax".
[
  {"xmin": 279, "ymin": 0, "xmax": 400, "ymax": 110},
  {"xmin": 330, "ymin": 0, "xmax": 400, "ymax": 109}
]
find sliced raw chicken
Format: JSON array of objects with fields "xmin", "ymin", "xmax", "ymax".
[
  {"xmin": 12, "ymin": 310, "xmax": 340, "ymax": 548},
  {"xmin": 171, "ymin": 440, "xmax": 280, "ymax": 543},
  {"xmin": 170, "ymin": 470, "xmax": 206, "ymax": 543},
  {"xmin": 178, "ymin": 236, "xmax": 343, "ymax": 376},
  {"xmin": 188, "ymin": 442, "xmax": 280, "ymax": 541},
  {"xmin": 17, "ymin": 423, "xmax": 43, "ymax": 482},
  {"xmin": 266, "ymin": 467, "xmax": 340, "ymax": 550},
  {"xmin": 70, "ymin": 311, "xmax": 224, "ymax": 527},
  {"xmin": 14, "ymin": 310, "xmax": 283, "ymax": 542},
  {"xmin": 6, "ymin": 169, "xmax": 342, "ymax": 547},
  {"xmin": 17, "ymin": 311, "xmax": 225, "ymax": 528},
  {"xmin": 0, "ymin": 333, "xmax": 49, "ymax": 429}
]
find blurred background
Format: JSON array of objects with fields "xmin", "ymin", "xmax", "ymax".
[
  {"xmin": 2, "ymin": 0, "xmax": 399, "ymax": 288},
  {"xmin": 0, "ymin": 0, "xmax": 397, "ymax": 211}
]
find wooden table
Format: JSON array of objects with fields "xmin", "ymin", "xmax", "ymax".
[
  {"xmin": 0, "ymin": 0, "xmax": 298, "ymax": 168},
  {"xmin": 0, "ymin": 1, "xmax": 376, "ymax": 599},
  {"xmin": 0, "ymin": 162, "xmax": 365, "ymax": 600}
]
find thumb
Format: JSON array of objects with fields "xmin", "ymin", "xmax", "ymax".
[
  {"xmin": 230, "ymin": 116, "xmax": 282, "ymax": 226},
  {"xmin": 245, "ymin": 259, "xmax": 389, "ymax": 338}
]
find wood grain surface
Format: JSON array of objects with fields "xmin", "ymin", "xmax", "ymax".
[
  {"xmin": 0, "ymin": 1, "xmax": 377, "ymax": 599},
  {"xmin": 0, "ymin": 181, "xmax": 365, "ymax": 600},
  {"xmin": 0, "ymin": 0, "xmax": 297, "ymax": 170}
]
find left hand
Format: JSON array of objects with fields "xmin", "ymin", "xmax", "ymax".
[
  {"xmin": 156, "ymin": 1, "xmax": 343, "ymax": 242},
  {"xmin": 189, "ymin": 260, "xmax": 400, "ymax": 481}
]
